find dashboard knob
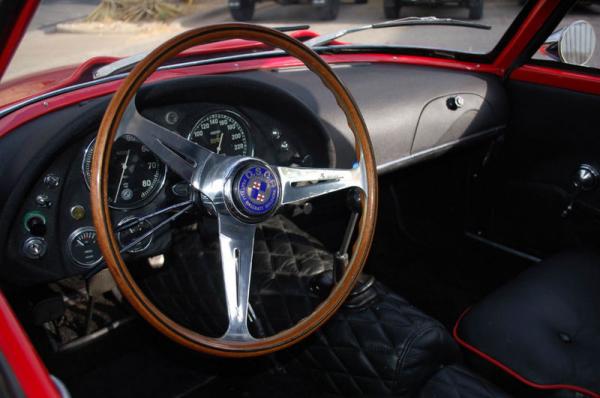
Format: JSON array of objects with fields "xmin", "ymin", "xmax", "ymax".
[
  {"xmin": 446, "ymin": 95, "xmax": 464, "ymax": 110},
  {"xmin": 35, "ymin": 193, "xmax": 52, "ymax": 208},
  {"xmin": 23, "ymin": 237, "xmax": 47, "ymax": 260},
  {"xmin": 43, "ymin": 174, "xmax": 61, "ymax": 188}
]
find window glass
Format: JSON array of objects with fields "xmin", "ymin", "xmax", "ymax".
[{"xmin": 4, "ymin": 0, "xmax": 528, "ymax": 87}]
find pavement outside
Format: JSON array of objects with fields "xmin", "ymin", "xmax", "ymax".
[{"xmin": 4, "ymin": 0, "xmax": 600, "ymax": 82}]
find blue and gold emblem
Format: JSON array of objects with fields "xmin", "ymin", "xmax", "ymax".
[{"xmin": 236, "ymin": 165, "xmax": 279, "ymax": 216}]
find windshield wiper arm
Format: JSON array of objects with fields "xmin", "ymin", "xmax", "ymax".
[
  {"xmin": 93, "ymin": 24, "xmax": 310, "ymax": 79},
  {"xmin": 303, "ymin": 16, "xmax": 491, "ymax": 48}
]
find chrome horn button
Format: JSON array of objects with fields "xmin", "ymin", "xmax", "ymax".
[{"xmin": 227, "ymin": 161, "xmax": 281, "ymax": 223}]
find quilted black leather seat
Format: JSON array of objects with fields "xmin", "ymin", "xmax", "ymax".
[
  {"xmin": 288, "ymin": 280, "xmax": 461, "ymax": 397},
  {"xmin": 456, "ymin": 252, "xmax": 600, "ymax": 397},
  {"xmin": 139, "ymin": 215, "xmax": 510, "ymax": 397}
]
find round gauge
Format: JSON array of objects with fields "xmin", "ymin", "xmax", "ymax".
[
  {"xmin": 188, "ymin": 110, "xmax": 253, "ymax": 156},
  {"xmin": 83, "ymin": 134, "xmax": 167, "ymax": 209},
  {"xmin": 117, "ymin": 217, "xmax": 153, "ymax": 254},
  {"xmin": 67, "ymin": 227, "xmax": 102, "ymax": 268}
]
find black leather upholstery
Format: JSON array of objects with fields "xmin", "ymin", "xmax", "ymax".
[
  {"xmin": 457, "ymin": 252, "xmax": 600, "ymax": 397},
  {"xmin": 138, "ymin": 215, "xmax": 509, "ymax": 398},
  {"xmin": 288, "ymin": 281, "xmax": 461, "ymax": 397},
  {"xmin": 138, "ymin": 215, "xmax": 332, "ymax": 337},
  {"xmin": 418, "ymin": 365, "xmax": 512, "ymax": 398}
]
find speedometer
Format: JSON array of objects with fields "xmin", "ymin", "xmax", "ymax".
[
  {"xmin": 83, "ymin": 134, "xmax": 166, "ymax": 209},
  {"xmin": 188, "ymin": 110, "xmax": 252, "ymax": 156}
]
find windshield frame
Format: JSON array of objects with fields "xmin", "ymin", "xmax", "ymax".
[{"xmin": 475, "ymin": 0, "xmax": 540, "ymax": 63}]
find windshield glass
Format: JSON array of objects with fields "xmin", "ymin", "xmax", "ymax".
[{"xmin": 3, "ymin": 0, "xmax": 527, "ymax": 96}]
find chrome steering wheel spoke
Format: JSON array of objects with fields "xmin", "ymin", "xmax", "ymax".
[
  {"xmin": 218, "ymin": 214, "xmax": 257, "ymax": 341},
  {"xmin": 118, "ymin": 99, "xmax": 218, "ymax": 191},
  {"xmin": 277, "ymin": 156, "xmax": 367, "ymax": 205}
]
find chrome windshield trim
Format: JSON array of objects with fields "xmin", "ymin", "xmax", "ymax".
[{"xmin": 94, "ymin": 51, "xmax": 150, "ymax": 79}]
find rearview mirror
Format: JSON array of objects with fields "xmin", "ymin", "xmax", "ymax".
[{"xmin": 543, "ymin": 20, "xmax": 596, "ymax": 66}]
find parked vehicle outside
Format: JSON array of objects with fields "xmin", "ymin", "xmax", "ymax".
[
  {"xmin": 229, "ymin": 0, "xmax": 361, "ymax": 21},
  {"xmin": 383, "ymin": 0, "xmax": 484, "ymax": 20}
]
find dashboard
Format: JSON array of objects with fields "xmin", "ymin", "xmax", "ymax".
[
  {"xmin": 0, "ymin": 63, "xmax": 508, "ymax": 286},
  {"xmin": 1, "ymin": 77, "xmax": 330, "ymax": 285}
]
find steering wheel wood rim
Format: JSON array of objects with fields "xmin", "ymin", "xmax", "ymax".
[{"xmin": 90, "ymin": 23, "xmax": 378, "ymax": 357}]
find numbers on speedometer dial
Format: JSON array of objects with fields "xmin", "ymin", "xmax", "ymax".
[
  {"xmin": 83, "ymin": 134, "xmax": 167, "ymax": 209},
  {"xmin": 188, "ymin": 110, "xmax": 252, "ymax": 156}
]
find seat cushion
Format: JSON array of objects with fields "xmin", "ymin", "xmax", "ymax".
[
  {"xmin": 455, "ymin": 252, "xmax": 600, "ymax": 397},
  {"xmin": 286, "ymin": 281, "xmax": 461, "ymax": 397},
  {"xmin": 418, "ymin": 365, "xmax": 511, "ymax": 398}
]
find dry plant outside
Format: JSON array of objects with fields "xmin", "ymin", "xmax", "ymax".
[{"xmin": 86, "ymin": 0, "xmax": 186, "ymax": 22}]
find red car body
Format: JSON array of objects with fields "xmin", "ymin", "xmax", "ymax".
[{"xmin": 0, "ymin": 0, "xmax": 597, "ymax": 396}]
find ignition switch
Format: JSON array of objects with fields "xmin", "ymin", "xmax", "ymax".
[{"xmin": 23, "ymin": 237, "xmax": 47, "ymax": 260}]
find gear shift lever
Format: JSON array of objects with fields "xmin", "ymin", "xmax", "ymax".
[{"xmin": 562, "ymin": 164, "xmax": 598, "ymax": 218}]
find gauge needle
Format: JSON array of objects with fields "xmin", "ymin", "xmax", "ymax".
[
  {"xmin": 114, "ymin": 150, "xmax": 130, "ymax": 204},
  {"xmin": 216, "ymin": 133, "xmax": 224, "ymax": 154}
]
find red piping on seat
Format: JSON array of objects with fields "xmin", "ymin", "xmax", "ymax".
[{"xmin": 453, "ymin": 308, "xmax": 600, "ymax": 398}]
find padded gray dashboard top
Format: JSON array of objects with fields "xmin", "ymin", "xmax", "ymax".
[{"xmin": 239, "ymin": 63, "xmax": 508, "ymax": 171}]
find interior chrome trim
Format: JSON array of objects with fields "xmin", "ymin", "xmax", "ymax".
[
  {"xmin": 376, "ymin": 126, "xmax": 505, "ymax": 174},
  {"xmin": 465, "ymin": 231, "xmax": 542, "ymax": 263}
]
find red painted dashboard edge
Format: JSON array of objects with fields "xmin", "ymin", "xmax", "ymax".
[{"xmin": 0, "ymin": 292, "xmax": 60, "ymax": 398}]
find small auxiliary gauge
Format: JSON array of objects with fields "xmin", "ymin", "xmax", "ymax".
[
  {"xmin": 67, "ymin": 227, "xmax": 102, "ymax": 268},
  {"xmin": 117, "ymin": 217, "xmax": 153, "ymax": 253}
]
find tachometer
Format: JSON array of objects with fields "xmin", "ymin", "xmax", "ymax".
[
  {"xmin": 83, "ymin": 134, "xmax": 166, "ymax": 209},
  {"xmin": 188, "ymin": 110, "xmax": 252, "ymax": 156}
]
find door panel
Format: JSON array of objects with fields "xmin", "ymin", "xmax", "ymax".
[{"xmin": 473, "ymin": 80, "xmax": 600, "ymax": 256}]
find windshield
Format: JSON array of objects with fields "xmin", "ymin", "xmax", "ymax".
[{"xmin": 3, "ymin": 0, "xmax": 527, "ymax": 96}]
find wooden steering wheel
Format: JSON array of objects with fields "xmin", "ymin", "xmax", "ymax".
[{"xmin": 90, "ymin": 24, "xmax": 378, "ymax": 357}]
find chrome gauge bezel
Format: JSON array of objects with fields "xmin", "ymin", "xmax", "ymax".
[
  {"xmin": 67, "ymin": 226, "xmax": 103, "ymax": 268},
  {"xmin": 117, "ymin": 216, "xmax": 153, "ymax": 254},
  {"xmin": 82, "ymin": 135, "xmax": 168, "ymax": 210},
  {"xmin": 187, "ymin": 109, "xmax": 255, "ymax": 157}
]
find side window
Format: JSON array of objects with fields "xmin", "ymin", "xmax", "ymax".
[{"xmin": 532, "ymin": 1, "xmax": 600, "ymax": 69}]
